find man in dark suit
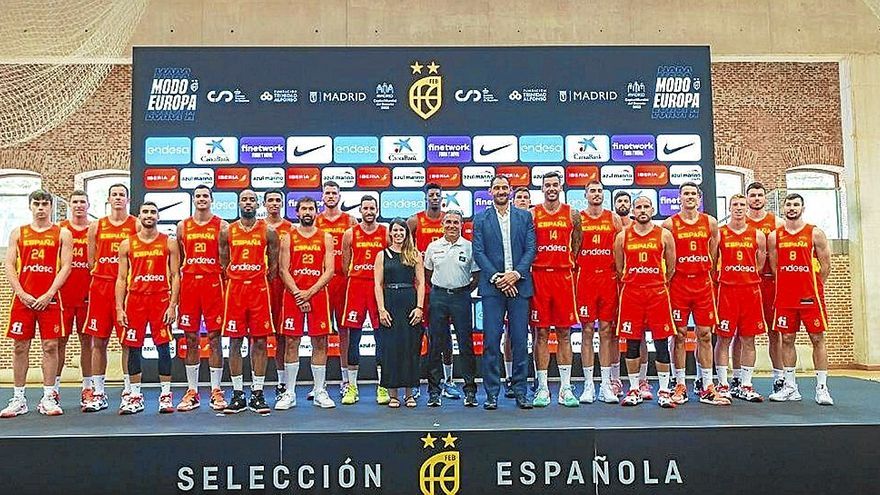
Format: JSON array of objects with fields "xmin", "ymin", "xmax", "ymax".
[{"xmin": 473, "ymin": 175, "xmax": 536, "ymax": 409}]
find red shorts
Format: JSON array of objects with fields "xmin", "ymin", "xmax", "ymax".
[
  {"xmin": 121, "ymin": 293, "xmax": 172, "ymax": 348},
  {"xmin": 343, "ymin": 277, "xmax": 378, "ymax": 328},
  {"xmin": 716, "ymin": 284, "xmax": 766, "ymax": 338},
  {"xmin": 327, "ymin": 274, "xmax": 347, "ymax": 329},
  {"xmin": 530, "ymin": 269, "xmax": 578, "ymax": 328},
  {"xmin": 178, "ymin": 273, "xmax": 224, "ymax": 333},
  {"xmin": 575, "ymin": 270, "xmax": 618, "ymax": 324},
  {"xmin": 223, "ymin": 278, "xmax": 274, "ymax": 338},
  {"xmin": 759, "ymin": 276, "xmax": 775, "ymax": 328},
  {"xmin": 269, "ymin": 276, "xmax": 286, "ymax": 331},
  {"xmin": 616, "ymin": 284, "xmax": 675, "ymax": 341},
  {"xmin": 84, "ymin": 278, "xmax": 121, "ymax": 340},
  {"xmin": 669, "ymin": 273, "xmax": 717, "ymax": 327},
  {"xmin": 6, "ymin": 297, "xmax": 64, "ymax": 340},
  {"xmin": 281, "ymin": 287, "xmax": 332, "ymax": 337},
  {"xmin": 62, "ymin": 303, "xmax": 88, "ymax": 335},
  {"xmin": 773, "ymin": 303, "xmax": 828, "ymax": 334}
]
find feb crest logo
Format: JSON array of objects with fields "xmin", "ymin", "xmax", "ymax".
[
  {"xmin": 409, "ymin": 60, "xmax": 442, "ymax": 120},
  {"xmin": 419, "ymin": 432, "xmax": 460, "ymax": 495}
]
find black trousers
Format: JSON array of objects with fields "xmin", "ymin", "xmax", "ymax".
[{"xmin": 427, "ymin": 289, "xmax": 477, "ymax": 395}]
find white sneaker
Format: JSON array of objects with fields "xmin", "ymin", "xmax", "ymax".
[
  {"xmin": 313, "ymin": 389, "xmax": 336, "ymax": 409},
  {"xmin": 558, "ymin": 387, "xmax": 579, "ymax": 407},
  {"xmin": 38, "ymin": 395, "xmax": 63, "ymax": 416},
  {"xmin": 598, "ymin": 383, "xmax": 619, "ymax": 404},
  {"xmin": 1, "ymin": 396, "xmax": 28, "ymax": 418},
  {"xmin": 579, "ymin": 382, "xmax": 596, "ymax": 404},
  {"xmin": 119, "ymin": 394, "xmax": 144, "ymax": 415},
  {"xmin": 118, "ymin": 393, "xmax": 131, "ymax": 413},
  {"xmin": 275, "ymin": 390, "xmax": 297, "ymax": 410},
  {"xmin": 815, "ymin": 385, "xmax": 834, "ymax": 406},
  {"xmin": 306, "ymin": 388, "xmax": 316, "ymax": 401},
  {"xmin": 769, "ymin": 383, "xmax": 802, "ymax": 402},
  {"xmin": 159, "ymin": 392, "xmax": 175, "ymax": 414}
]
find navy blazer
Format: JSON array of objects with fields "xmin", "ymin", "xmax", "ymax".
[{"xmin": 472, "ymin": 206, "xmax": 536, "ymax": 298}]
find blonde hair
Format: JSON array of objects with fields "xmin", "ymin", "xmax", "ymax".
[{"xmin": 389, "ymin": 218, "xmax": 419, "ymax": 267}]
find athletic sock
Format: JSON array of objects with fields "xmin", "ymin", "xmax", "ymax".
[
  {"xmin": 376, "ymin": 366, "xmax": 382, "ymax": 385},
  {"xmin": 628, "ymin": 373, "xmax": 639, "ymax": 391},
  {"xmin": 123, "ymin": 374, "xmax": 131, "ymax": 394},
  {"xmin": 43, "ymin": 386, "xmax": 53, "ymax": 399},
  {"xmin": 82, "ymin": 376, "xmax": 92, "ymax": 390},
  {"xmin": 816, "ymin": 370, "xmax": 828, "ymax": 387},
  {"xmin": 700, "ymin": 368, "xmax": 712, "ymax": 390},
  {"xmin": 284, "ymin": 363, "xmax": 299, "ymax": 392},
  {"xmin": 772, "ymin": 368, "xmax": 783, "ymax": 381},
  {"xmin": 210, "ymin": 367, "xmax": 223, "ymax": 390},
  {"xmin": 231, "ymin": 375, "xmax": 244, "ymax": 391},
  {"xmin": 638, "ymin": 362, "xmax": 648, "ymax": 382},
  {"xmin": 558, "ymin": 365, "xmax": 572, "ymax": 391},
  {"xmin": 131, "ymin": 383, "xmax": 141, "ymax": 397},
  {"xmin": 717, "ymin": 365, "xmax": 729, "ymax": 386},
  {"xmin": 600, "ymin": 366, "xmax": 611, "ymax": 386},
  {"xmin": 312, "ymin": 365, "xmax": 327, "ymax": 392},
  {"xmin": 504, "ymin": 361, "xmax": 513, "ymax": 379},
  {"xmin": 443, "ymin": 363, "xmax": 453, "ymax": 383},
  {"xmin": 611, "ymin": 362, "xmax": 621, "ymax": 381},
  {"xmin": 94, "ymin": 375, "xmax": 106, "ymax": 395},
  {"xmin": 54, "ymin": 376, "xmax": 61, "ymax": 393},
  {"xmin": 658, "ymin": 371, "xmax": 670, "ymax": 391},
  {"xmin": 13, "ymin": 386, "xmax": 25, "ymax": 399},
  {"xmin": 696, "ymin": 362, "xmax": 704, "ymax": 381},
  {"xmin": 348, "ymin": 368, "xmax": 359, "ymax": 387},
  {"xmin": 185, "ymin": 364, "xmax": 199, "ymax": 391},
  {"xmin": 252, "ymin": 375, "xmax": 265, "ymax": 392},
  {"xmin": 536, "ymin": 370, "xmax": 549, "ymax": 391},
  {"xmin": 160, "ymin": 381, "xmax": 170, "ymax": 395},
  {"xmin": 582, "ymin": 366, "xmax": 594, "ymax": 384},
  {"xmin": 675, "ymin": 369, "xmax": 686, "ymax": 385},
  {"xmin": 732, "ymin": 368, "xmax": 742, "ymax": 381},
  {"xmin": 784, "ymin": 367, "xmax": 796, "ymax": 387},
  {"xmin": 742, "ymin": 366, "xmax": 754, "ymax": 387},
  {"xmin": 277, "ymin": 369, "xmax": 287, "ymax": 387}
]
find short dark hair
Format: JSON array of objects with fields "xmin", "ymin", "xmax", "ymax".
[
  {"xmin": 28, "ymin": 189, "xmax": 53, "ymax": 203},
  {"xmin": 139, "ymin": 201, "xmax": 158, "ymax": 212},
  {"xmin": 425, "ymin": 182, "xmax": 442, "ymax": 193},
  {"xmin": 322, "ymin": 181, "xmax": 340, "ymax": 190},
  {"xmin": 108, "ymin": 183, "xmax": 129, "ymax": 197},
  {"xmin": 678, "ymin": 181, "xmax": 701, "ymax": 193},
  {"xmin": 746, "ymin": 181, "xmax": 766, "ymax": 193},
  {"xmin": 784, "ymin": 193, "xmax": 804, "ymax": 204},
  {"xmin": 513, "ymin": 186, "xmax": 530, "ymax": 196},
  {"xmin": 297, "ymin": 197, "xmax": 318, "ymax": 210},
  {"xmin": 69, "ymin": 189, "xmax": 88, "ymax": 200},
  {"xmin": 541, "ymin": 171, "xmax": 563, "ymax": 184},
  {"xmin": 613, "ymin": 190, "xmax": 631, "ymax": 202},
  {"xmin": 193, "ymin": 184, "xmax": 213, "ymax": 198},
  {"xmin": 490, "ymin": 174, "xmax": 510, "ymax": 187},
  {"xmin": 360, "ymin": 195, "xmax": 377, "ymax": 207},
  {"xmin": 264, "ymin": 189, "xmax": 284, "ymax": 201}
]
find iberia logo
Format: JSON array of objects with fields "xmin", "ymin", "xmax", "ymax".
[
  {"xmin": 566, "ymin": 165, "xmax": 600, "ymax": 187},
  {"xmin": 427, "ymin": 166, "xmax": 460, "ymax": 188},
  {"xmin": 419, "ymin": 432, "xmax": 460, "ymax": 495},
  {"xmin": 286, "ymin": 167, "xmax": 321, "ymax": 188},
  {"xmin": 496, "ymin": 165, "xmax": 530, "ymax": 186},
  {"xmin": 409, "ymin": 61, "xmax": 442, "ymax": 120},
  {"xmin": 143, "ymin": 168, "xmax": 179, "ymax": 190},
  {"xmin": 214, "ymin": 167, "xmax": 250, "ymax": 188},
  {"xmin": 634, "ymin": 164, "xmax": 669, "ymax": 186},
  {"xmin": 357, "ymin": 166, "xmax": 391, "ymax": 188}
]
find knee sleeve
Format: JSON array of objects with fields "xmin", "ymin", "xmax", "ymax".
[
  {"xmin": 625, "ymin": 339, "xmax": 641, "ymax": 360},
  {"xmin": 654, "ymin": 337, "xmax": 670, "ymax": 364},
  {"xmin": 347, "ymin": 329, "xmax": 362, "ymax": 366},
  {"xmin": 127, "ymin": 347, "xmax": 142, "ymax": 375},
  {"xmin": 156, "ymin": 344, "xmax": 172, "ymax": 376}
]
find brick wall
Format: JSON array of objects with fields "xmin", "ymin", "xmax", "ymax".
[{"xmin": 0, "ymin": 62, "xmax": 856, "ymax": 375}]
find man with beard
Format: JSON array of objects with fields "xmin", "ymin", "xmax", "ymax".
[
  {"xmin": 530, "ymin": 172, "xmax": 581, "ymax": 407},
  {"xmin": 340, "ymin": 196, "xmax": 388, "ymax": 405},
  {"xmin": 614, "ymin": 197, "xmax": 677, "ymax": 407},
  {"xmin": 220, "ymin": 190, "xmax": 280, "ymax": 414},
  {"xmin": 614, "ymin": 191, "xmax": 633, "ymax": 228},
  {"xmin": 264, "ymin": 189, "xmax": 294, "ymax": 399},
  {"xmin": 276, "ymin": 197, "xmax": 336, "ymax": 409},
  {"xmin": 315, "ymin": 181, "xmax": 357, "ymax": 395},
  {"xmin": 768, "ymin": 194, "xmax": 833, "ymax": 405}
]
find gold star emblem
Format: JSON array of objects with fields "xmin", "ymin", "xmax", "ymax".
[
  {"xmin": 410, "ymin": 61, "xmax": 424, "ymax": 74},
  {"xmin": 427, "ymin": 61, "xmax": 440, "ymax": 74},
  {"xmin": 442, "ymin": 432, "xmax": 457, "ymax": 448},
  {"xmin": 421, "ymin": 433, "xmax": 437, "ymax": 449}
]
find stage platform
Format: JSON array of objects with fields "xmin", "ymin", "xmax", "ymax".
[{"xmin": 2, "ymin": 377, "xmax": 878, "ymax": 494}]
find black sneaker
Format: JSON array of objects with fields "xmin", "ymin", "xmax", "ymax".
[
  {"xmin": 249, "ymin": 390, "xmax": 271, "ymax": 414},
  {"xmin": 503, "ymin": 379, "xmax": 516, "ymax": 399},
  {"xmin": 464, "ymin": 391, "xmax": 477, "ymax": 407},
  {"xmin": 223, "ymin": 391, "xmax": 247, "ymax": 414},
  {"xmin": 275, "ymin": 383, "xmax": 287, "ymax": 397},
  {"xmin": 427, "ymin": 393, "xmax": 441, "ymax": 407},
  {"xmin": 772, "ymin": 378, "xmax": 785, "ymax": 394},
  {"xmin": 694, "ymin": 378, "xmax": 703, "ymax": 395}
]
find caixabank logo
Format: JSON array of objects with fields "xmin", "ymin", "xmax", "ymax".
[
  {"xmin": 409, "ymin": 60, "xmax": 442, "ymax": 120},
  {"xmin": 145, "ymin": 67, "xmax": 198, "ymax": 122},
  {"xmin": 419, "ymin": 432, "xmax": 460, "ymax": 495}
]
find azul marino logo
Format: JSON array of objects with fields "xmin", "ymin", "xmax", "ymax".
[
  {"xmin": 409, "ymin": 61, "xmax": 443, "ymax": 120},
  {"xmin": 145, "ymin": 67, "xmax": 198, "ymax": 122}
]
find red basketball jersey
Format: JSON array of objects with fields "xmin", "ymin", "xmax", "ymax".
[
  {"xmin": 316, "ymin": 212, "xmax": 354, "ymax": 274},
  {"xmin": 576, "ymin": 209, "xmax": 617, "ymax": 275},
  {"xmin": 226, "ymin": 220, "xmax": 268, "ymax": 281},
  {"xmin": 747, "ymin": 212, "xmax": 777, "ymax": 276},
  {"xmin": 59, "ymin": 220, "xmax": 90, "ymax": 301},
  {"xmin": 414, "ymin": 211, "xmax": 444, "ymax": 253},
  {"xmin": 180, "ymin": 215, "xmax": 222, "ymax": 275},
  {"xmin": 91, "ymin": 216, "xmax": 138, "ymax": 280},
  {"xmin": 17, "ymin": 224, "xmax": 62, "ymax": 296},
  {"xmin": 127, "ymin": 234, "xmax": 170, "ymax": 294},
  {"xmin": 774, "ymin": 224, "xmax": 822, "ymax": 308},
  {"xmin": 533, "ymin": 203, "xmax": 574, "ymax": 269},
  {"xmin": 621, "ymin": 226, "xmax": 666, "ymax": 287},
  {"xmin": 670, "ymin": 212, "xmax": 713, "ymax": 274},
  {"xmin": 717, "ymin": 225, "xmax": 760, "ymax": 285},
  {"xmin": 288, "ymin": 228, "xmax": 326, "ymax": 287},
  {"xmin": 349, "ymin": 224, "xmax": 387, "ymax": 279}
]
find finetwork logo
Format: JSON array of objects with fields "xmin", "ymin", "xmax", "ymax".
[
  {"xmin": 286, "ymin": 191, "xmax": 323, "ymax": 219},
  {"xmin": 409, "ymin": 60, "xmax": 442, "ymax": 120},
  {"xmin": 519, "ymin": 135, "xmax": 564, "ymax": 163},
  {"xmin": 659, "ymin": 189, "xmax": 682, "ymax": 216},
  {"xmin": 381, "ymin": 191, "xmax": 425, "ymax": 218},
  {"xmin": 473, "ymin": 191, "xmax": 495, "ymax": 215},
  {"xmin": 192, "ymin": 137, "xmax": 238, "ymax": 165},
  {"xmin": 473, "ymin": 136, "xmax": 518, "ymax": 163},
  {"xmin": 565, "ymin": 135, "xmax": 610, "ymax": 162},
  {"xmin": 145, "ymin": 137, "xmax": 191, "ymax": 165},
  {"xmin": 334, "ymin": 136, "xmax": 379, "ymax": 164},
  {"xmin": 656, "ymin": 134, "xmax": 701, "ymax": 162},
  {"xmin": 610, "ymin": 135, "xmax": 656, "ymax": 162},
  {"xmin": 179, "ymin": 168, "xmax": 215, "ymax": 189},
  {"xmin": 286, "ymin": 136, "xmax": 332, "ymax": 164},
  {"xmin": 145, "ymin": 67, "xmax": 198, "ymax": 122},
  {"xmin": 652, "ymin": 65, "xmax": 701, "ymax": 120},
  {"xmin": 380, "ymin": 136, "xmax": 426, "ymax": 164},
  {"xmin": 427, "ymin": 136, "xmax": 472, "ymax": 163},
  {"xmin": 240, "ymin": 137, "xmax": 285, "ymax": 164}
]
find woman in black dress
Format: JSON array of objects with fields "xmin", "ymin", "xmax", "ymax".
[{"xmin": 374, "ymin": 218, "xmax": 425, "ymax": 408}]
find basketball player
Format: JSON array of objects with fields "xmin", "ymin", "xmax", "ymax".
[
  {"xmin": 614, "ymin": 190, "xmax": 633, "ymax": 228},
  {"xmin": 58, "ymin": 190, "xmax": 92, "ymax": 406},
  {"xmin": 340, "ymin": 195, "xmax": 388, "ymax": 405},
  {"xmin": 2, "ymin": 190, "xmax": 72, "ymax": 418},
  {"xmin": 315, "ymin": 181, "xmax": 357, "ymax": 396},
  {"xmin": 745, "ymin": 182, "xmax": 784, "ymax": 394},
  {"xmin": 219, "ymin": 189, "xmax": 280, "ymax": 414},
  {"xmin": 611, "ymin": 190, "xmax": 638, "ymax": 395},
  {"xmin": 768, "ymin": 194, "xmax": 833, "ymax": 405},
  {"xmin": 503, "ymin": 186, "xmax": 532, "ymax": 397},
  {"xmin": 531, "ymin": 171, "xmax": 581, "ymax": 407},
  {"xmin": 662, "ymin": 182, "xmax": 729, "ymax": 406},
  {"xmin": 408, "ymin": 183, "xmax": 456, "ymax": 400},
  {"xmin": 175, "ymin": 185, "xmax": 228, "ymax": 412},
  {"xmin": 614, "ymin": 196, "xmax": 677, "ymax": 407},
  {"xmin": 83, "ymin": 184, "xmax": 138, "ymax": 413},
  {"xmin": 713, "ymin": 195, "xmax": 767, "ymax": 402},
  {"xmin": 576, "ymin": 181, "xmax": 623, "ymax": 404},
  {"xmin": 264, "ymin": 189, "xmax": 293, "ymax": 398},
  {"xmin": 114, "ymin": 202, "xmax": 180, "ymax": 414},
  {"xmin": 276, "ymin": 197, "xmax": 336, "ymax": 410}
]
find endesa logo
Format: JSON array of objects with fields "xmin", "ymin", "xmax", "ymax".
[
  {"xmin": 214, "ymin": 168, "xmax": 250, "ymax": 189},
  {"xmin": 145, "ymin": 137, "xmax": 191, "ymax": 165},
  {"xmin": 286, "ymin": 167, "xmax": 321, "ymax": 189},
  {"xmin": 530, "ymin": 165, "xmax": 565, "ymax": 187},
  {"xmin": 212, "ymin": 192, "xmax": 239, "ymax": 220},
  {"xmin": 426, "ymin": 166, "xmax": 461, "ymax": 187},
  {"xmin": 333, "ymin": 136, "xmax": 379, "ymax": 164},
  {"xmin": 634, "ymin": 164, "xmax": 669, "ymax": 186},
  {"xmin": 496, "ymin": 165, "xmax": 530, "ymax": 186},
  {"xmin": 179, "ymin": 168, "xmax": 215, "ymax": 189},
  {"xmin": 357, "ymin": 166, "xmax": 391, "ymax": 188},
  {"xmin": 143, "ymin": 168, "xmax": 179, "ymax": 190},
  {"xmin": 380, "ymin": 191, "xmax": 425, "ymax": 218},
  {"xmin": 565, "ymin": 165, "xmax": 599, "ymax": 187},
  {"xmin": 519, "ymin": 135, "xmax": 564, "ymax": 163}
]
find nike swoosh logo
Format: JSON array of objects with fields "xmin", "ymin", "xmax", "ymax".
[
  {"xmin": 158, "ymin": 201, "xmax": 183, "ymax": 213},
  {"xmin": 479, "ymin": 143, "xmax": 513, "ymax": 156},
  {"xmin": 340, "ymin": 202, "xmax": 360, "ymax": 212},
  {"xmin": 292, "ymin": 144, "xmax": 326, "ymax": 157},
  {"xmin": 662, "ymin": 142, "xmax": 695, "ymax": 155}
]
